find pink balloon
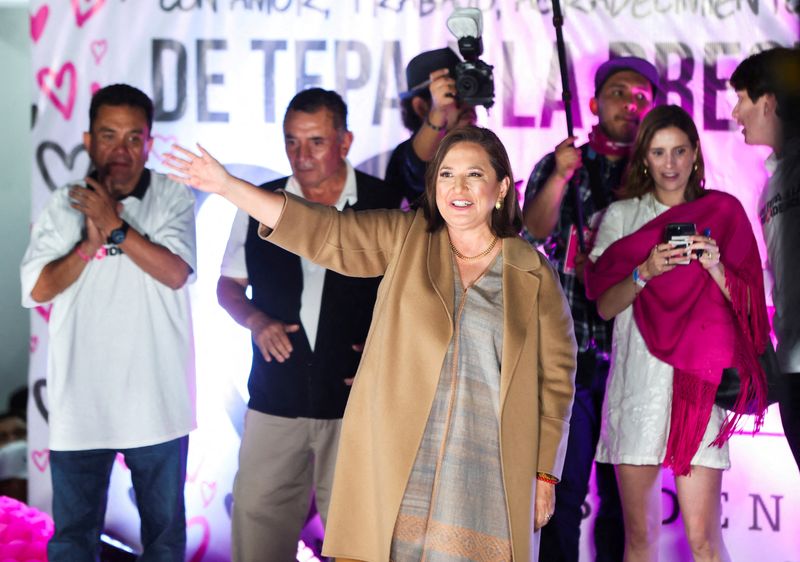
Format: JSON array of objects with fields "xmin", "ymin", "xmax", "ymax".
[
  {"xmin": 1, "ymin": 540, "xmax": 27, "ymax": 558},
  {"xmin": 4, "ymin": 522, "xmax": 31, "ymax": 543},
  {"xmin": 22, "ymin": 540, "xmax": 46, "ymax": 558},
  {"xmin": 21, "ymin": 518, "xmax": 49, "ymax": 537},
  {"xmin": 0, "ymin": 497, "xmax": 53, "ymax": 562}
]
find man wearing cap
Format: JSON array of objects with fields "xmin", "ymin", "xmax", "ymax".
[
  {"xmin": 523, "ymin": 56, "xmax": 658, "ymax": 562},
  {"xmin": 385, "ymin": 47, "xmax": 477, "ymax": 205}
]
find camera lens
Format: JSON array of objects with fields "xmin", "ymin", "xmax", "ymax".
[{"xmin": 457, "ymin": 74, "xmax": 480, "ymax": 97}]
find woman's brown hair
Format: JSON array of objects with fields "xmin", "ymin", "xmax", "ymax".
[
  {"xmin": 619, "ymin": 105, "xmax": 706, "ymax": 202},
  {"xmin": 422, "ymin": 126, "xmax": 522, "ymax": 236}
]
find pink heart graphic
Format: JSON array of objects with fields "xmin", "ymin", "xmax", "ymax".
[
  {"xmin": 30, "ymin": 335, "xmax": 39, "ymax": 354},
  {"xmin": 90, "ymin": 39, "xmax": 107, "ymax": 65},
  {"xmin": 34, "ymin": 304, "xmax": 52, "ymax": 323},
  {"xmin": 186, "ymin": 516, "xmax": 210, "ymax": 562},
  {"xmin": 37, "ymin": 63, "xmax": 77, "ymax": 120},
  {"xmin": 30, "ymin": 5, "xmax": 49, "ymax": 42},
  {"xmin": 32, "ymin": 449, "xmax": 50, "ymax": 472},
  {"xmin": 150, "ymin": 134, "xmax": 179, "ymax": 163},
  {"xmin": 200, "ymin": 481, "xmax": 217, "ymax": 508},
  {"xmin": 71, "ymin": 0, "xmax": 106, "ymax": 28},
  {"xmin": 90, "ymin": 81, "xmax": 101, "ymax": 95}
]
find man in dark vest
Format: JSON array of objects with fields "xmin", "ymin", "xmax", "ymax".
[{"xmin": 217, "ymin": 88, "xmax": 398, "ymax": 562}]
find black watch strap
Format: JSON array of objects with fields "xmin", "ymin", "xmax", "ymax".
[{"xmin": 107, "ymin": 220, "xmax": 130, "ymax": 245}]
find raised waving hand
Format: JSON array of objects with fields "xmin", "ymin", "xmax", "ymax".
[
  {"xmin": 165, "ymin": 144, "xmax": 231, "ymax": 195},
  {"xmin": 165, "ymin": 143, "xmax": 285, "ymax": 229}
]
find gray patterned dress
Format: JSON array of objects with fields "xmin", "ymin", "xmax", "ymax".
[{"xmin": 390, "ymin": 254, "xmax": 512, "ymax": 562}]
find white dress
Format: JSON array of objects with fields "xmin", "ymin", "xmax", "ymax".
[{"xmin": 589, "ymin": 193, "xmax": 730, "ymax": 469}]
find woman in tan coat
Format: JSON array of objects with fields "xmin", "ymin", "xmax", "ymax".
[{"xmin": 167, "ymin": 126, "xmax": 576, "ymax": 562}]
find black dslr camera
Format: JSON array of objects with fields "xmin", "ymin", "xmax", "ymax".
[{"xmin": 447, "ymin": 8, "xmax": 495, "ymax": 108}]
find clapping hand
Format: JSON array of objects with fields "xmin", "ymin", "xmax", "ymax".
[{"xmin": 69, "ymin": 177, "xmax": 123, "ymax": 240}]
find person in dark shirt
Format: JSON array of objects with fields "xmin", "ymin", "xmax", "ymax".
[
  {"xmin": 524, "ymin": 56, "xmax": 659, "ymax": 562},
  {"xmin": 385, "ymin": 47, "xmax": 477, "ymax": 206},
  {"xmin": 731, "ymin": 46, "xmax": 800, "ymax": 474}
]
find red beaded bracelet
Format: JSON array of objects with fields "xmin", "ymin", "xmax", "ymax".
[{"xmin": 536, "ymin": 472, "xmax": 559, "ymax": 485}]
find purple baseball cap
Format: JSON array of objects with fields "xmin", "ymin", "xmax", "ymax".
[{"xmin": 594, "ymin": 56, "xmax": 659, "ymax": 96}]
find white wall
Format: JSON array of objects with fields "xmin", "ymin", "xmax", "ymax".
[{"xmin": 0, "ymin": 5, "xmax": 33, "ymax": 410}]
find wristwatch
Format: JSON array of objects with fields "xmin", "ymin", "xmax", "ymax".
[{"xmin": 107, "ymin": 220, "xmax": 129, "ymax": 245}]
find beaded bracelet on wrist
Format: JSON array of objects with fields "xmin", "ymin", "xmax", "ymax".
[
  {"xmin": 75, "ymin": 246, "xmax": 92, "ymax": 263},
  {"xmin": 536, "ymin": 472, "xmax": 559, "ymax": 485},
  {"xmin": 425, "ymin": 116, "xmax": 446, "ymax": 132}
]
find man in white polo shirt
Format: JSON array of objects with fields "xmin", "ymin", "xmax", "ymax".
[
  {"xmin": 21, "ymin": 84, "xmax": 196, "ymax": 561},
  {"xmin": 217, "ymin": 87, "xmax": 398, "ymax": 561}
]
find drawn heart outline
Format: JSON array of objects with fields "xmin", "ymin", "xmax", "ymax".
[
  {"xmin": 149, "ymin": 134, "xmax": 179, "ymax": 163},
  {"xmin": 32, "ymin": 449, "xmax": 50, "ymax": 472},
  {"xmin": 36, "ymin": 62, "xmax": 77, "ymax": 120},
  {"xmin": 200, "ymin": 481, "xmax": 217, "ymax": 508},
  {"xmin": 186, "ymin": 516, "xmax": 210, "ymax": 562},
  {"xmin": 33, "ymin": 378, "xmax": 49, "ymax": 422},
  {"xmin": 71, "ymin": 0, "xmax": 106, "ymax": 28},
  {"xmin": 36, "ymin": 141, "xmax": 90, "ymax": 192},
  {"xmin": 90, "ymin": 39, "xmax": 108, "ymax": 65}
]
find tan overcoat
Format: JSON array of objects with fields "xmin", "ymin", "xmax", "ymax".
[{"xmin": 264, "ymin": 193, "xmax": 577, "ymax": 562}]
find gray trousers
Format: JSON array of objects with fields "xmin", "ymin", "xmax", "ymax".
[{"xmin": 232, "ymin": 409, "xmax": 341, "ymax": 562}]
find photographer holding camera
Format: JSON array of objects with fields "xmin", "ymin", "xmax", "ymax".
[
  {"xmin": 386, "ymin": 7, "xmax": 494, "ymax": 207},
  {"xmin": 385, "ymin": 47, "xmax": 479, "ymax": 206}
]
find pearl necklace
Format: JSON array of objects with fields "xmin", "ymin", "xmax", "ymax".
[{"xmin": 449, "ymin": 235, "xmax": 499, "ymax": 260}]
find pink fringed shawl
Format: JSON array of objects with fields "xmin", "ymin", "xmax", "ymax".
[{"xmin": 585, "ymin": 190, "xmax": 769, "ymax": 475}]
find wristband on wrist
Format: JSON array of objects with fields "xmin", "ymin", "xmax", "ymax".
[
  {"xmin": 632, "ymin": 266, "xmax": 647, "ymax": 289},
  {"xmin": 425, "ymin": 116, "xmax": 446, "ymax": 132},
  {"xmin": 536, "ymin": 472, "xmax": 559, "ymax": 485},
  {"xmin": 75, "ymin": 246, "xmax": 92, "ymax": 263}
]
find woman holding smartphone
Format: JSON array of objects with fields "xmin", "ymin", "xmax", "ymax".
[{"xmin": 584, "ymin": 105, "xmax": 769, "ymax": 562}]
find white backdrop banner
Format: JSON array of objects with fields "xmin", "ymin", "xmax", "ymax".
[{"xmin": 27, "ymin": 1, "xmax": 799, "ymax": 560}]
